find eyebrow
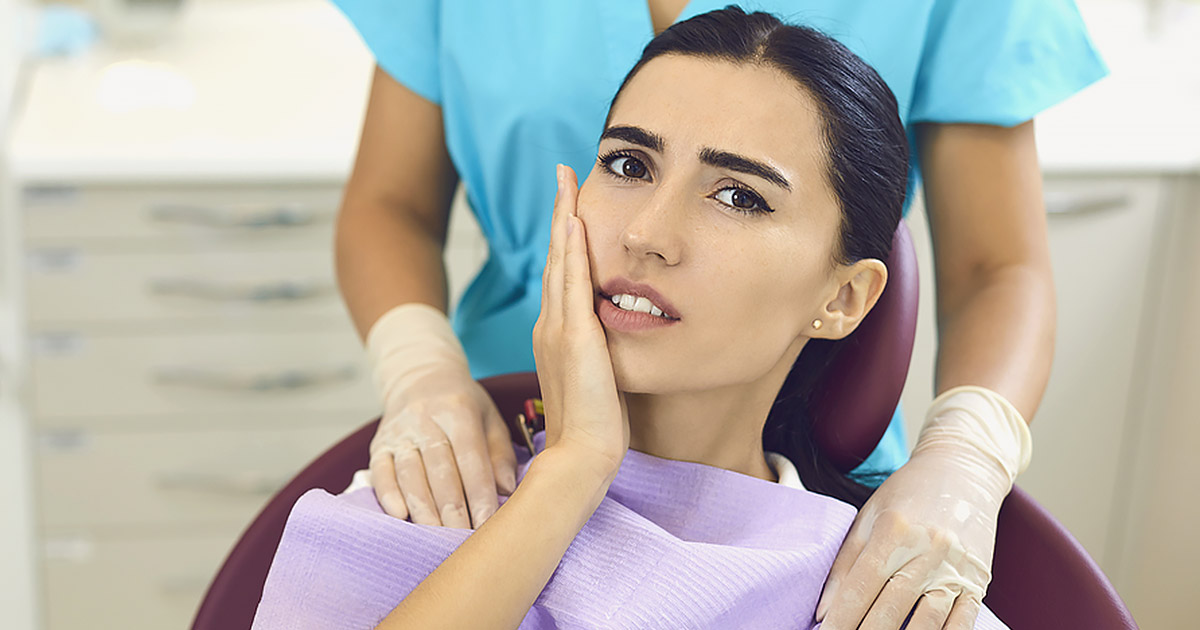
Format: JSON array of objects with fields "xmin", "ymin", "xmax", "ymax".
[
  {"xmin": 600, "ymin": 125, "xmax": 664, "ymax": 152},
  {"xmin": 698, "ymin": 148, "xmax": 792, "ymax": 192},
  {"xmin": 600, "ymin": 124, "xmax": 792, "ymax": 192}
]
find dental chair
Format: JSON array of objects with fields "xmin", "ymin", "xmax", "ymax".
[{"xmin": 192, "ymin": 223, "xmax": 1137, "ymax": 630}]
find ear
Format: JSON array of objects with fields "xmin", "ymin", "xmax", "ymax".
[{"xmin": 810, "ymin": 259, "xmax": 888, "ymax": 340}]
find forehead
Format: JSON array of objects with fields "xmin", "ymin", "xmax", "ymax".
[{"xmin": 610, "ymin": 55, "xmax": 829, "ymax": 193}]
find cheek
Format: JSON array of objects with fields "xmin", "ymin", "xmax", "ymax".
[
  {"xmin": 609, "ymin": 237, "xmax": 828, "ymax": 394},
  {"xmin": 709, "ymin": 242, "xmax": 820, "ymax": 350}
]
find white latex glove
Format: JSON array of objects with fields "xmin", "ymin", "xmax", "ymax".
[
  {"xmin": 366, "ymin": 303, "xmax": 518, "ymax": 528},
  {"xmin": 816, "ymin": 386, "xmax": 1032, "ymax": 630}
]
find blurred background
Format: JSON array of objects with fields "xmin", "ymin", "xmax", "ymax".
[{"xmin": 0, "ymin": 0, "xmax": 1197, "ymax": 628}]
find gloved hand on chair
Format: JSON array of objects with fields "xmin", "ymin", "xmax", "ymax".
[
  {"xmin": 365, "ymin": 303, "xmax": 519, "ymax": 528},
  {"xmin": 816, "ymin": 386, "xmax": 1033, "ymax": 630}
]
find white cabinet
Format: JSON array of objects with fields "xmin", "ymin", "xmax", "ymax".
[
  {"xmin": 1022, "ymin": 176, "xmax": 1164, "ymax": 568},
  {"xmin": 13, "ymin": 179, "xmax": 382, "ymax": 630},
  {"xmin": 0, "ymin": 3, "xmax": 496, "ymax": 626}
]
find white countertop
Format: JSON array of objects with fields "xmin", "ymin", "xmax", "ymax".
[
  {"xmin": 5, "ymin": 0, "xmax": 1200, "ymax": 182},
  {"xmin": 7, "ymin": 0, "xmax": 373, "ymax": 183},
  {"xmin": 1035, "ymin": 0, "xmax": 1200, "ymax": 174}
]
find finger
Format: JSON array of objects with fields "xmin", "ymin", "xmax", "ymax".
[
  {"xmin": 820, "ymin": 518, "xmax": 911, "ymax": 630},
  {"xmin": 563, "ymin": 214, "xmax": 595, "ymax": 324},
  {"xmin": 392, "ymin": 442, "xmax": 442, "ymax": 526},
  {"xmin": 816, "ymin": 514, "xmax": 872, "ymax": 621},
  {"xmin": 942, "ymin": 595, "xmax": 981, "ymax": 630},
  {"xmin": 859, "ymin": 542, "xmax": 949, "ymax": 630},
  {"xmin": 444, "ymin": 419, "xmax": 501, "ymax": 528},
  {"xmin": 416, "ymin": 425, "xmax": 472, "ymax": 529},
  {"xmin": 857, "ymin": 571, "xmax": 928, "ymax": 630},
  {"xmin": 906, "ymin": 589, "xmax": 956, "ymax": 630},
  {"xmin": 559, "ymin": 168, "xmax": 592, "ymax": 327},
  {"xmin": 483, "ymin": 403, "xmax": 519, "ymax": 496},
  {"xmin": 368, "ymin": 452, "xmax": 409, "ymax": 520},
  {"xmin": 543, "ymin": 165, "xmax": 569, "ymax": 323}
]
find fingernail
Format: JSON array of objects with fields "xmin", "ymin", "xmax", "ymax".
[
  {"xmin": 556, "ymin": 164, "xmax": 565, "ymax": 186},
  {"xmin": 566, "ymin": 215, "xmax": 576, "ymax": 235}
]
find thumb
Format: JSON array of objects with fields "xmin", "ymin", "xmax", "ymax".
[{"xmin": 816, "ymin": 514, "xmax": 872, "ymax": 621}]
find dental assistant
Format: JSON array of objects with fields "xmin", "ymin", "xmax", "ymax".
[{"xmin": 330, "ymin": 1, "xmax": 1105, "ymax": 628}]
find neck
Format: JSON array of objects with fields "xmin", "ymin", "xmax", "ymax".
[{"xmin": 623, "ymin": 343, "xmax": 803, "ymax": 482}]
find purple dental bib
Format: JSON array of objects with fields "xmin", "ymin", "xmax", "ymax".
[{"xmin": 252, "ymin": 433, "xmax": 1009, "ymax": 629}]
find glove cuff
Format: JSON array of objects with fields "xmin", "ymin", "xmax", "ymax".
[
  {"xmin": 915, "ymin": 386, "xmax": 1033, "ymax": 487},
  {"xmin": 366, "ymin": 303, "xmax": 470, "ymax": 411}
]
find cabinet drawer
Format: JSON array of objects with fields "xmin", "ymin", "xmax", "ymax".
[
  {"xmin": 26, "ymin": 248, "xmax": 343, "ymax": 328},
  {"xmin": 22, "ymin": 183, "xmax": 341, "ymax": 249},
  {"xmin": 30, "ymin": 329, "xmax": 377, "ymax": 421},
  {"xmin": 37, "ymin": 424, "xmax": 354, "ymax": 529},
  {"xmin": 42, "ymin": 532, "xmax": 238, "ymax": 630},
  {"xmin": 1022, "ymin": 175, "xmax": 1164, "ymax": 566}
]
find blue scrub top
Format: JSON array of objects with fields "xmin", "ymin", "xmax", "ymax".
[{"xmin": 331, "ymin": 0, "xmax": 1106, "ymax": 476}]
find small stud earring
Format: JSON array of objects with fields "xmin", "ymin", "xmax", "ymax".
[{"xmin": 812, "ymin": 319, "xmax": 823, "ymax": 330}]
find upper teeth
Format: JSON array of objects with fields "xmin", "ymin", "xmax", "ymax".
[{"xmin": 611, "ymin": 294, "xmax": 667, "ymax": 318}]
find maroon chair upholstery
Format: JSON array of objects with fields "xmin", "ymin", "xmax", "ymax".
[
  {"xmin": 990, "ymin": 486, "xmax": 1138, "ymax": 629},
  {"xmin": 811, "ymin": 222, "xmax": 919, "ymax": 471},
  {"xmin": 192, "ymin": 222, "xmax": 1136, "ymax": 629}
]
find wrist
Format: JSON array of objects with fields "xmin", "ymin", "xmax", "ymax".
[
  {"xmin": 530, "ymin": 445, "xmax": 621, "ymax": 498},
  {"xmin": 915, "ymin": 386, "xmax": 1033, "ymax": 487},
  {"xmin": 367, "ymin": 303, "xmax": 470, "ymax": 408}
]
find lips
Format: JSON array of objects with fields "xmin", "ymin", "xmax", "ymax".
[{"xmin": 598, "ymin": 278, "xmax": 682, "ymax": 320}]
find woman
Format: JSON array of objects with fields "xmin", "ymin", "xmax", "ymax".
[
  {"xmin": 338, "ymin": 1, "xmax": 1101, "ymax": 626},
  {"xmin": 256, "ymin": 10, "xmax": 1026, "ymax": 628}
]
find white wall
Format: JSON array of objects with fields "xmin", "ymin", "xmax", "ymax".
[{"xmin": 1, "ymin": 1, "xmax": 40, "ymax": 628}]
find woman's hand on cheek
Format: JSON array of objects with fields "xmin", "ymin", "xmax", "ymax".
[{"xmin": 533, "ymin": 164, "xmax": 630, "ymax": 481}]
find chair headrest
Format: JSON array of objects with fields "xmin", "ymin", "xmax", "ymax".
[{"xmin": 809, "ymin": 222, "xmax": 919, "ymax": 472}]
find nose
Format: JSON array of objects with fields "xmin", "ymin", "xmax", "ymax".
[{"xmin": 619, "ymin": 183, "xmax": 685, "ymax": 266}]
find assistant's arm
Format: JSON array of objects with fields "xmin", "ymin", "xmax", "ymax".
[
  {"xmin": 337, "ymin": 68, "xmax": 517, "ymax": 529},
  {"xmin": 816, "ymin": 120, "xmax": 1051, "ymax": 630},
  {"xmin": 336, "ymin": 65, "xmax": 458, "ymax": 340},
  {"xmin": 918, "ymin": 120, "xmax": 1054, "ymax": 420}
]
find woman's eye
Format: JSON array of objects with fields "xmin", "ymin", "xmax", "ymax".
[
  {"xmin": 714, "ymin": 187, "xmax": 771, "ymax": 213},
  {"xmin": 607, "ymin": 155, "xmax": 648, "ymax": 180}
]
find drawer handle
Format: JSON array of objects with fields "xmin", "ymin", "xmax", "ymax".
[
  {"xmin": 1045, "ymin": 193, "xmax": 1130, "ymax": 216},
  {"xmin": 153, "ymin": 364, "xmax": 358, "ymax": 391},
  {"xmin": 156, "ymin": 470, "xmax": 289, "ymax": 497},
  {"xmin": 148, "ymin": 277, "xmax": 333, "ymax": 302},
  {"xmin": 148, "ymin": 203, "xmax": 316, "ymax": 229}
]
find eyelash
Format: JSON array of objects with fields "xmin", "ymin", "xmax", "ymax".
[{"xmin": 595, "ymin": 149, "xmax": 774, "ymax": 215}]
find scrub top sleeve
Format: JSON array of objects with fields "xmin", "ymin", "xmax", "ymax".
[
  {"xmin": 330, "ymin": 0, "xmax": 442, "ymax": 104},
  {"xmin": 909, "ymin": 0, "xmax": 1107, "ymax": 127}
]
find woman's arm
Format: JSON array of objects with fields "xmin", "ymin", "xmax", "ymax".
[
  {"xmin": 377, "ymin": 166, "xmax": 630, "ymax": 629},
  {"xmin": 376, "ymin": 447, "xmax": 614, "ymax": 629},
  {"xmin": 919, "ymin": 120, "xmax": 1054, "ymax": 419}
]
